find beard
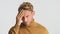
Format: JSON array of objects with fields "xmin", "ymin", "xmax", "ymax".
[{"xmin": 22, "ymin": 21, "xmax": 30, "ymax": 26}]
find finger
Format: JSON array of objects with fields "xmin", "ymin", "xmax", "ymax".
[
  {"xmin": 19, "ymin": 11, "xmax": 24, "ymax": 17},
  {"xmin": 17, "ymin": 12, "xmax": 22, "ymax": 18},
  {"xmin": 18, "ymin": 10, "xmax": 24, "ymax": 17},
  {"xmin": 19, "ymin": 13, "xmax": 24, "ymax": 18},
  {"xmin": 17, "ymin": 11, "xmax": 22, "ymax": 16}
]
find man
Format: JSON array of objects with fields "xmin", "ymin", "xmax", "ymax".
[{"xmin": 8, "ymin": 2, "xmax": 49, "ymax": 34}]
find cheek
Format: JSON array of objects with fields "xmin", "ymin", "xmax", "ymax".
[{"xmin": 28, "ymin": 16, "xmax": 32, "ymax": 21}]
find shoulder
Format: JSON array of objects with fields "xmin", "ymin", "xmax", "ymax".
[
  {"xmin": 35, "ymin": 22, "xmax": 49, "ymax": 34},
  {"xmin": 8, "ymin": 26, "xmax": 15, "ymax": 34},
  {"xmin": 9, "ymin": 26, "xmax": 15, "ymax": 32},
  {"xmin": 9, "ymin": 25, "xmax": 20, "ymax": 31}
]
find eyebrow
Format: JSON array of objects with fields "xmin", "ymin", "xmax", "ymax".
[{"xmin": 26, "ymin": 15, "xmax": 29, "ymax": 17}]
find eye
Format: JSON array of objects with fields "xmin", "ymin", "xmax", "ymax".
[{"xmin": 26, "ymin": 15, "xmax": 29, "ymax": 17}]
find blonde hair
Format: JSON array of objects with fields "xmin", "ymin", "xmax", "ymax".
[{"xmin": 18, "ymin": 2, "xmax": 33, "ymax": 13}]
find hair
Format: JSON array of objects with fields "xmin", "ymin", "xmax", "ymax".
[{"xmin": 18, "ymin": 2, "xmax": 33, "ymax": 13}]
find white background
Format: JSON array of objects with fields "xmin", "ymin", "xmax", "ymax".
[{"xmin": 0, "ymin": 0, "xmax": 60, "ymax": 34}]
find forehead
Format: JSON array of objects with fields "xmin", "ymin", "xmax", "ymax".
[{"xmin": 22, "ymin": 10, "xmax": 32, "ymax": 15}]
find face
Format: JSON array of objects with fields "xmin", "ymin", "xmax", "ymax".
[{"xmin": 22, "ymin": 10, "xmax": 34, "ymax": 26}]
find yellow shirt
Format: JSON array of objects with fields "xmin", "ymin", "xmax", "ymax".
[{"xmin": 8, "ymin": 21, "xmax": 49, "ymax": 34}]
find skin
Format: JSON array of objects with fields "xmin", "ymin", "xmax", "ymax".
[{"xmin": 16, "ymin": 10, "xmax": 35, "ymax": 26}]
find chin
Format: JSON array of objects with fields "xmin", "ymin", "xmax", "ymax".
[
  {"xmin": 23, "ymin": 22, "xmax": 30, "ymax": 26},
  {"xmin": 25, "ymin": 22, "xmax": 30, "ymax": 26}
]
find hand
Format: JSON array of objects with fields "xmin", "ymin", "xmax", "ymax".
[{"xmin": 16, "ymin": 10, "xmax": 24, "ymax": 26}]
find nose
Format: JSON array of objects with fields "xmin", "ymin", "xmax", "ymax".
[{"xmin": 22, "ymin": 17, "xmax": 27, "ymax": 22}]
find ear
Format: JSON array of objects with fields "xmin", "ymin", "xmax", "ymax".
[{"xmin": 32, "ymin": 11, "xmax": 35, "ymax": 16}]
